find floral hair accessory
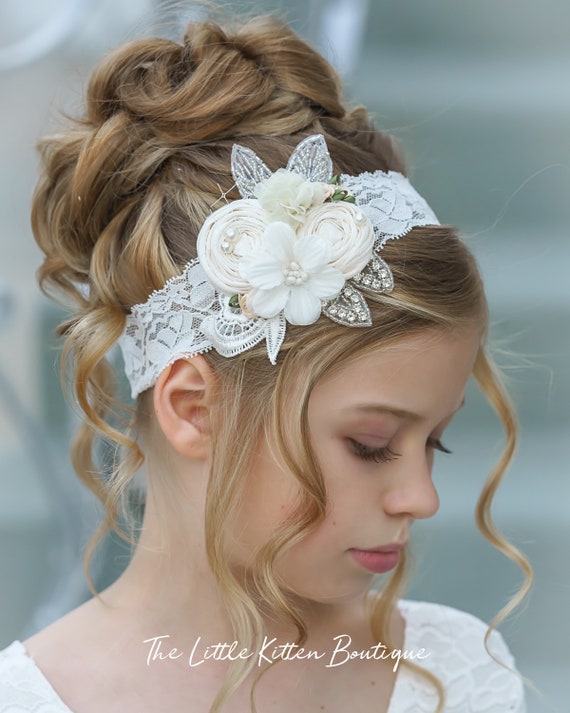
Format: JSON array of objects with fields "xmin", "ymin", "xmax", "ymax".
[
  {"xmin": 197, "ymin": 139, "xmax": 374, "ymax": 327},
  {"xmin": 119, "ymin": 135, "xmax": 440, "ymax": 398}
]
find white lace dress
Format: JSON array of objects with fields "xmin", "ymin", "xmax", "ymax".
[{"xmin": 0, "ymin": 599, "xmax": 526, "ymax": 712}]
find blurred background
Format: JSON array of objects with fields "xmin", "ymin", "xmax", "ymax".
[{"xmin": 0, "ymin": 1, "xmax": 568, "ymax": 710}]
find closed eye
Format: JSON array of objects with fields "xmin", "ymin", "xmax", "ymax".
[{"xmin": 348, "ymin": 438, "xmax": 401, "ymax": 463}]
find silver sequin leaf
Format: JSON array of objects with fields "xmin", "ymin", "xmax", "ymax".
[
  {"xmin": 231, "ymin": 144, "xmax": 272, "ymax": 198},
  {"xmin": 351, "ymin": 256, "xmax": 395, "ymax": 294},
  {"xmin": 286, "ymin": 134, "xmax": 333, "ymax": 183},
  {"xmin": 322, "ymin": 284, "xmax": 371, "ymax": 327}
]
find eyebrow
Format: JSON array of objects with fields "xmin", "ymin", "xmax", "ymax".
[{"xmin": 345, "ymin": 397, "xmax": 466, "ymax": 422}]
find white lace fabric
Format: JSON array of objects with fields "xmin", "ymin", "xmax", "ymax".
[
  {"xmin": 392, "ymin": 601, "xmax": 526, "ymax": 713},
  {"xmin": 0, "ymin": 600, "xmax": 526, "ymax": 712},
  {"xmin": 122, "ymin": 260, "xmax": 216, "ymax": 397},
  {"xmin": 119, "ymin": 259, "xmax": 289, "ymax": 397},
  {"xmin": 340, "ymin": 170, "xmax": 440, "ymax": 250}
]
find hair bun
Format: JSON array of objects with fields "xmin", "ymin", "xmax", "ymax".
[{"xmin": 83, "ymin": 17, "xmax": 347, "ymax": 145}]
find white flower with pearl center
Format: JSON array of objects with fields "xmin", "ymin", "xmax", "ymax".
[{"xmin": 238, "ymin": 222, "xmax": 345, "ymax": 325}]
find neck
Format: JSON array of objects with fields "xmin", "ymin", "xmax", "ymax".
[{"xmin": 97, "ymin": 493, "xmax": 373, "ymax": 654}]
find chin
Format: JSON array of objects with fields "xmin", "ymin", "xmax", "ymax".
[{"xmin": 285, "ymin": 578, "xmax": 374, "ymax": 608}]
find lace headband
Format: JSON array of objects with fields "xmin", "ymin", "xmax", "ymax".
[{"xmin": 118, "ymin": 135, "xmax": 440, "ymax": 398}]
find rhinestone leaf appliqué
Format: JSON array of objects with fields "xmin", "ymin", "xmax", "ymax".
[
  {"xmin": 352, "ymin": 257, "xmax": 394, "ymax": 293},
  {"xmin": 322, "ymin": 284, "xmax": 371, "ymax": 327}
]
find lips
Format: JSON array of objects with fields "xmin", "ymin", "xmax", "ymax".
[{"xmin": 348, "ymin": 542, "xmax": 407, "ymax": 574}]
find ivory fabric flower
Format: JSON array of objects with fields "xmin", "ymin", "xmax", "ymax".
[
  {"xmin": 196, "ymin": 199, "xmax": 267, "ymax": 295},
  {"xmin": 238, "ymin": 222, "xmax": 345, "ymax": 325},
  {"xmin": 300, "ymin": 202, "xmax": 375, "ymax": 278},
  {"xmin": 254, "ymin": 169, "xmax": 327, "ymax": 226}
]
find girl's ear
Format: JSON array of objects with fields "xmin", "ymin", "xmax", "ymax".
[{"xmin": 153, "ymin": 355, "xmax": 216, "ymax": 460}]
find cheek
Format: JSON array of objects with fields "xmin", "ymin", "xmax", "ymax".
[
  {"xmin": 311, "ymin": 431, "xmax": 359, "ymax": 492},
  {"xmin": 313, "ymin": 438, "xmax": 388, "ymax": 528},
  {"xmin": 231, "ymin": 452, "xmax": 301, "ymax": 552}
]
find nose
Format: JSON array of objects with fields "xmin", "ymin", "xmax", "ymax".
[{"xmin": 382, "ymin": 453, "xmax": 440, "ymax": 520}]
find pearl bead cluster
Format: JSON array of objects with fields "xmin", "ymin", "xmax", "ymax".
[{"xmin": 283, "ymin": 261, "xmax": 308, "ymax": 286}]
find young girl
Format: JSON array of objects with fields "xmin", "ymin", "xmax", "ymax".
[{"xmin": 0, "ymin": 15, "xmax": 532, "ymax": 713}]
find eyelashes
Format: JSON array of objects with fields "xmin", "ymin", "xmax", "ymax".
[
  {"xmin": 348, "ymin": 437, "xmax": 452, "ymax": 464},
  {"xmin": 348, "ymin": 439, "xmax": 401, "ymax": 463},
  {"xmin": 427, "ymin": 437, "xmax": 452, "ymax": 455}
]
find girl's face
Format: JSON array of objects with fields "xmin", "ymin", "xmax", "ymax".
[{"xmin": 230, "ymin": 327, "xmax": 481, "ymax": 605}]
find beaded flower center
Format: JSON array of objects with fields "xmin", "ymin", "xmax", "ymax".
[{"xmin": 283, "ymin": 261, "xmax": 308, "ymax": 286}]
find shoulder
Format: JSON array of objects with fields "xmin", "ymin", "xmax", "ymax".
[
  {"xmin": 396, "ymin": 599, "xmax": 526, "ymax": 712},
  {"xmin": 0, "ymin": 639, "xmax": 73, "ymax": 712}
]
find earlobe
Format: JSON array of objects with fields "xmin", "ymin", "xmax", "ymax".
[{"xmin": 153, "ymin": 356, "xmax": 215, "ymax": 460}]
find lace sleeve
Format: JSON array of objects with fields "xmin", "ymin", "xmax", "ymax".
[
  {"xmin": 0, "ymin": 641, "xmax": 73, "ymax": 712},
  {"xmin": 391, "ymin": 600, "xmax": 526, "ymax": 713}
]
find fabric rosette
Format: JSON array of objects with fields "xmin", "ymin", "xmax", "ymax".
[
  {"xmin": 299, "ymin": 201, "xmax": 374, "ymax": 278},
  {"xmin": 196, "ymin": 199, "xmax": 267, "ymax": 295}
]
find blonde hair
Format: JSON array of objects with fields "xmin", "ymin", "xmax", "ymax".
[{"xmin": 31, "ymin": 15, "xmax": 532, "ymax": 713}]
